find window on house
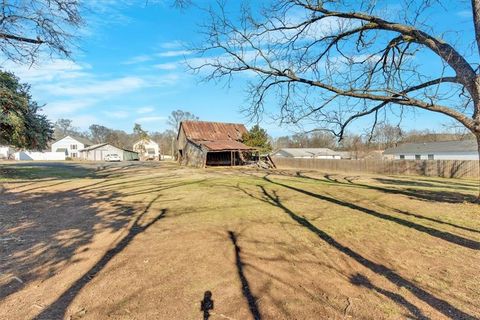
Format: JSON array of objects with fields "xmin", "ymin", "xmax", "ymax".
[
  {"xmin": 70, "ymin": 144, "xmax": 77, "ymax": 150},
  {"xmin": 399, "ymin": 155, "xmax": 405, "ymax": 159},
  {"xmin": 415, "ymin": 154, "xmax": 421, "ymax": 160},
  {"xmin": 428, "ymin": 154, "xmax": 434, "ymax": 160},
  {"xmin": 71, "ymin": 152, "xmax": 78, "ymax": 158}
]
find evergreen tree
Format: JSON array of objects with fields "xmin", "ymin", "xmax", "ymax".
[
  {"xmin": 0, "ymin": 70, "xmax": 53, "ymax": 150},
  {"xmin": 242, "ymin": 125, "xmax": 272, "ymax": 153}
]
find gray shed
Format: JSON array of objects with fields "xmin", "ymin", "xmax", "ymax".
[{"xmin": 79, "ymin": 143, "xmax": 139, "ymax": 161}]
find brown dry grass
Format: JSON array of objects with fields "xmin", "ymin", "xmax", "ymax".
[{"xmin": 0, "ymin": 161, "xmax": 479, "ymax": 320}]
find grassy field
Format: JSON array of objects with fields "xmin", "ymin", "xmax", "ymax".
[{"xmin": 0, "ymin": 161, "xmax": 479, "ymax": 320}]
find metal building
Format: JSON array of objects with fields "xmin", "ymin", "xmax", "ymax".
[{"xmin": 79, "ymin": 143, "xmax": 139, "ymax": 161}]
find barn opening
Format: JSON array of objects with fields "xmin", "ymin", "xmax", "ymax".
[{"xmin": 206, "ymin": 151, "xmax": 245, "ymax": 166}]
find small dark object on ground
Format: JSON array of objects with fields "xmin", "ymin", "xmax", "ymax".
[{"xmin": 201, "ymin": 291, "xmax": 214, "ymax": 320}]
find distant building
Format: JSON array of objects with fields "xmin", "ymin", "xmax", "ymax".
[
  {"xmin": 79, "ymin": 143, "xmax": 139, "ymax": 161},
  {"xmin": 383, "ymin": 140, "xmax": 479, "ymax": 160},
  {"xmin": 177, "ymin": 120, "xmax": 257, "ymax": 167},
  {"xmin": 0, "ymin": 146, "xmax": 14, "ymax": 159},
  {"xmin": 14, "ymin": 151, "xmax": 65, "ymax": 161},
  {"xmin": 133, "ymin": 139, "xmax": 160, "ymax": 160},
  {"xmin": 51, "ymin": 136, "xmax": 94, "ymax": 159},
  {"xmin": 271, "ymin": 148, "xmax": 342, "ymax": 159}
]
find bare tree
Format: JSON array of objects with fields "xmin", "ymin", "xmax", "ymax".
[
  {"xmin": 192, "ymin": 0, "xmax": 480, "ymax": 200},
  {"xmin": 167, "ymin": 109, "xmax": 199, "ymax": 133},
  {"xmin": 0, "ymin": 0, "xmax": 82, "ymax": 64}
]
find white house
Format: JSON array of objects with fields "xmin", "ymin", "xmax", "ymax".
[
  {"xmin": 271, "ymin": 148, "xmax": 342, "ymax": 159},
  {"xmin": 133, "ymin": 139, "xmax": 160, "ymax": 160},
  {"xmin": 51, "ymin": 136, "xmax": 94, "ymax": 159},
  {"xmin": 0, "ymin": 146, "xmax": 14, "ymax": 159},
  {"xmin": 383, "ymin": 140, "xmax": 479, "ymax": 160},
  {"xmin": 79, "ymin": 143, "xmax": 139, "ymax": 161}
]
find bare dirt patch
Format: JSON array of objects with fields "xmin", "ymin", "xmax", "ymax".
[{"xmin": 0, "ymin": 162, "xmax": 479, "ymax": 319}]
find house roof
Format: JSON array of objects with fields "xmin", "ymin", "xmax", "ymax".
[
  {"xmin": 80, "ymin": 143, "xmax": 109, "ymax": 151},
  {"xmin": 180, "ymin": 120, "xmax": 248, "ymax": 141},
  {"xmin": 383, "ymin": 140, "xmax": 478, "ymax": 154},
  {"xmin": 54, "ymin": 135, "xmax": 94, "ymax": 146},
  {"xmin": 55, "ymin": 148, "xmax": 67, "ymax": 152},
  {"xmin": 273, "ymin": 148, "xmax": 341, "ymax": 157},
  {"xmin": 133, "ymin": 139, "xmax": 159, "ymax": 147},
  {"xmin": 198, "ymin": 140, "xmax": 257, "ymax": 151},
  {"xmin": 80, "ymin": 143, "xmax": 138, "ymax": 153}
]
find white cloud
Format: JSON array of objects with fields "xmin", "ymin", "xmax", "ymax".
[
  {"xmin": 135, "ymin": 116, "xmax": 166, "ymax": 122},
  {"xmin": 104, "ymin": 110, "xmax": 130, "ymax": 119},
  {"xmin": 153, "ymin": 62, "xmax": 177, "ymax": 70},
  {"xmin": 5, "ymin": 59, "xmax": 90, "ymax": 83},
  {"xmin": 156, "ymin": 50, "xmax": 193, "ymax": 57},
  {"xmin": 44, "ymin": 99, "xmax": 97, "ymax": 117},
  {"xmin": 122, "ymin": 55, "xmax": 153, "ymax": 65},
  {"xmin": 72, "ymin": 115, "xmax": 101, "ymax": 128},
  {"xmin": 137, "ymin": 106, "xmax": 155, "ymax": 114},
  {"xmin": 40, "ymin": 76, "xmax": 146, "ymax": 96},
  {"xmin": 160, "ymin": 40, "xmax": 186, "ymax": 49},
  {"xmin": 122, "ymin": 42, "xmax": 190, "ymax": 65},
  {"xmin": 146, "ymin": 73, "xmax": 181, "ymax": 87}
]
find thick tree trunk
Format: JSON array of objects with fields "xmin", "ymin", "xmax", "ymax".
[
  {"xmin": 476, "ymin": 134, "xmax": 480, "ymax": 202},
  {"xmin": 472, "ymin": 0, "xmax": 480, "ymax": 54}
]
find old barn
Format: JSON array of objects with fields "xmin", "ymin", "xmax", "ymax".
[{"xmin": 177, "ymin": 120, "xmax": 257, "ymax": 167}]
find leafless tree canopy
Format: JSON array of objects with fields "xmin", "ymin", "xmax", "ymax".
[
  {"xmin": 192, "ymin": 0, "xmax": 480, "ymax": 145},
  {"xmin": 0, "ymin": 0, "xmax": 82, "ymax": 64}
]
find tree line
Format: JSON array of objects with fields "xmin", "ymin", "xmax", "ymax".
[
  {"xmin": 52, "ymin": 110, "xmax": 200, "ymax": 155},
  {"xmin": 272, "ymin": 124, "xmax": 474, "ymax": 153}
]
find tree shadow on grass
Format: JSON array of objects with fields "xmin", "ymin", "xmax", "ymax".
[
  {"xmin": 228, "ymin": 230, "xmax": 262, "ymax": 320},
  {"xmin": 0, "ymin": 188, "xmax": 134, "ymax": 302},
  {"xmin": 32, "ymin": 204, "xmax": 168, "ymax": 320},
  {"xmin": 264, "ymin": 175, "xmax": 480, "ymax": 250},
  {"xmin": 391, "ymin": 208, "xmax": 480, "ymax": 235},
  {"xmin": 373, "ymin": 178, "xmax": 477, "ymax": 192},
  {"xmin": 349, "ymin": 273, "xmax": 429, "ymax": 320},
  {"xmin": 292, "ymin": 172, "xmax": 480, "ymax": 234},
  {"xmin": 0, "ymin": 170, "xmax": 198, "ymax": 309},
  {"xmin": 320, "ymin": 173, "xmax": 477, "ymax": 204},
  {"xmin": 248, "ymin": 185, "xmax": 475, "ymax": 320},
  {"xmin": 281, "ymin": 171, "xmax": 476, "ymax": 204}
]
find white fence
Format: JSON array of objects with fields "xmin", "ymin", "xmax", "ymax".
[{"xmin": 15, "ymin": 151, "xmax": 66, "ymax": 161}]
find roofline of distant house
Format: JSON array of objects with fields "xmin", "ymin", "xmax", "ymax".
[
  {"xmin": 383, "ymin": 139, "xmax": 478, "ymax": 154},
  {"xmin": 52, "ymin": 135, "xmax": 94, "ymax": 146},
  {"xmin": 80, "ymin": 143, "xmax": 137, "ymax": 153}
]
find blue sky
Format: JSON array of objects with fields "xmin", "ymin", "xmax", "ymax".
[{"xmin": 7, "ymin": 0, "xmax": 476, "ymax": 137}]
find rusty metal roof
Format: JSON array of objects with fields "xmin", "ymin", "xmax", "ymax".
[
  {"xmin": 180, "ymin": 120, "xmax": 248, "ymax": 141},
  {"xmin": 198, "ymin": 140, "xmax": 257, "ymax": 151}
]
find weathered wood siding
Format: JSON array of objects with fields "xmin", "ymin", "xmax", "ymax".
[
  {"xmin": 177, "ymin": 128, "xmax": 188, "ymax": 151},
  {"xmin": 181, "ymin": 141, "xmax": 206, "ymax": 167},
  {"xmin": 272, "ymin": 157, "xmax": 480, "ymax": 179}
]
